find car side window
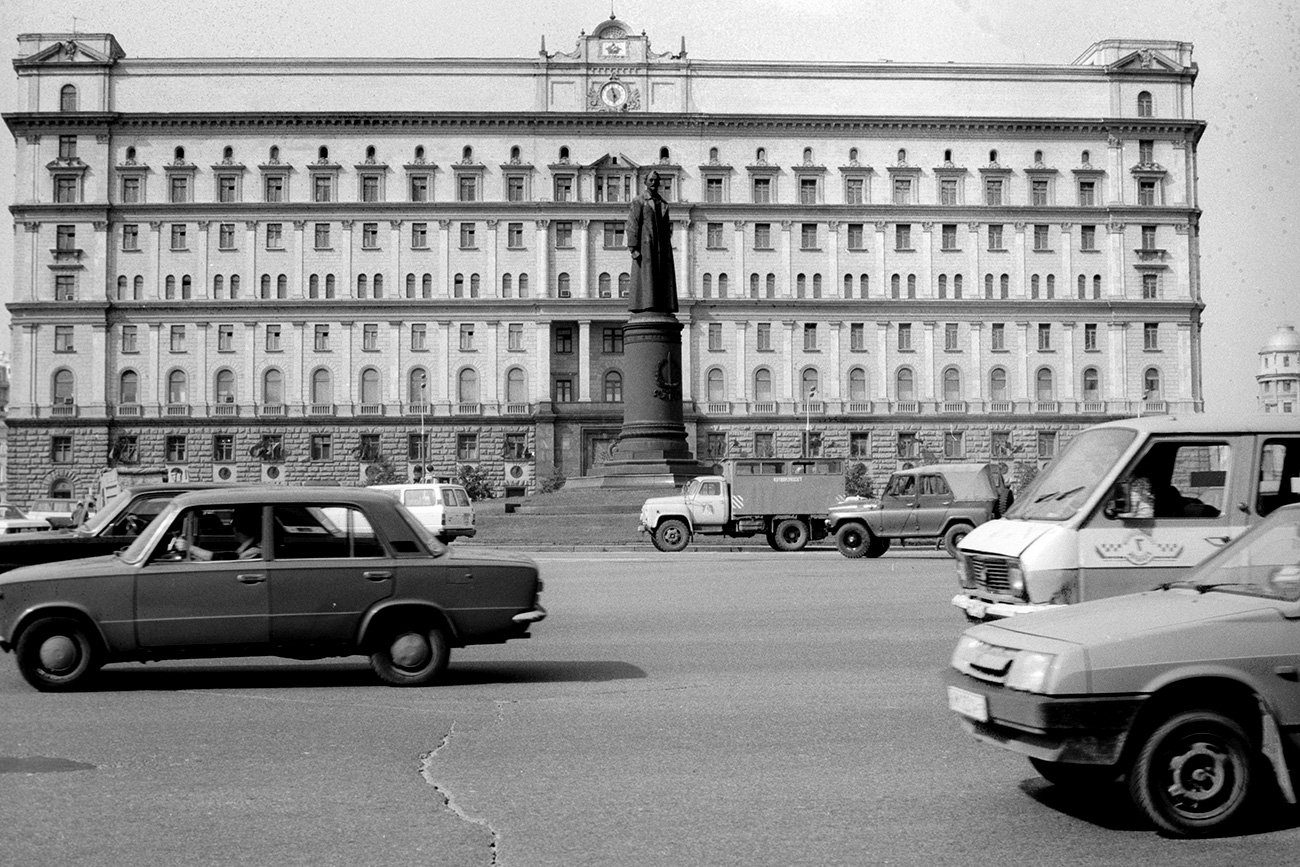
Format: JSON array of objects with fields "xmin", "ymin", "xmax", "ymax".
[
  {"xmin": 111, "ymin": 495, "xmax": 171, "ymax": 536},
  {"xmin": 273, "ymin": 504, "xmax": 385, "ymax": 559},
  {"xmin": 921, "ymin": 476, "xmax": 950, "ymax": 496},
  {"xmin": 700, "ymin": 481, "xmax": 722, "ymax": 497},
  {"xmin": 888, "ymin": 475, "xmax": 915, "ymax": 497},
  {"xmin": 1257, "ymin": 438, "xmax": 1300, "ymax": 516},
  {"xmin": 1121, "ymin": 441, "xmax": 1228, "ymax": 520}
]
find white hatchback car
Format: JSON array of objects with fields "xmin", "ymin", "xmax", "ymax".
[{"xmin": 369, "ymin": 483, "xmax": 476, "ymax": 543}]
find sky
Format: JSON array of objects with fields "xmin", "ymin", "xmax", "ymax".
[{"xmin": 1, "ymin": 0, "xmax": 1296, "ymax": 416}]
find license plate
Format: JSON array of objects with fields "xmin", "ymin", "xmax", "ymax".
[{"xmin": 948, "ymin": 685, "xmax": 989, "ymax": 722}]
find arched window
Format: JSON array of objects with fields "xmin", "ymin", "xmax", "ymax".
[
  {"xmin": 750, "ymin": 273, "xmax": 760, "ymax": 298},
  {"xmin": 117, "ymin": 276, "xmax": 127, "ymax": 299},
  {"xmin": 989, "ymin": 368, "xmax": 1008, "ymax": 401},
  {"xmin": 408, "ymin": 367, "xmax": 428, "ymax": 404},
  {"xmin": 309, "ymin": 274, "xmax": 320, "ymax": 298},
  {"xmin": 373, "ymin": 274, "xmax": 383, "ymax": 298},
  {"xmin": 702, "ymin": 274, "xmax": 713, "ymax": 298},
  {"xmin": 269, "ymin": 145, "xmax": 280, "ymax": 161},
  {"xmin": 1093, "ymin": 275, "xmax": 1102, "ymax": 299},
  {"xmin": 848, "ymin": 367, "xmax": 868, "ymax": 401},
  {"xmin": 60, "ymin": 84, "xmax": 78, "ymax": 112},
  {"xmin": 989, "ymin": 149, "xmax": 998, "ymax": 164},
  {"xmin": 802, "ymin": 146, "xmax": 813, "ymax": 163},
  {"xmin": 462, "ymin": 145, "xmax": 474, "ymax": 162},
  {"xmin": 1000, "ymin": 274, "xmax": 1010, "ymax": 299},
  {"xmin": 125, "ymin": 146, "xmax": 136, "ymax": 161},
  {"xmin": 1137, "ymin": 91, "xmax": 1153, "ymax": 117},
  {"xmin": 1033, "ymin": 149, "xmax": 1043, "ymax": 164},
  {"xmin": 311, "ymin": 368, "xmax": 333, "ymax": 404},
  {"xmin": 719, "ymin": 273, "xmax": 730, "ymax": 298},
  {"xmin": 50, "ymin": 479, "xmax": 74, "ymax": 499},
  {"xmin": 365, "ymin": 144, "xmax": 376, "ymax": 160},
  {"xmin": 707, "ymin": 368, "xmax": 725, "ymax": 402},
  {"xmin": 215, "ymin": 369, "xmax": 235, "ymax": 404},
  {"xmin": 796, "ymin": 274, "xmax": 806, "ymax": 298},
  {"xmin": 1031, "ymin": 275, "xmax": 1040, "ymax": 299},
  {"xmin": 502, "ymin": 273, "xmax": 513, "ymax": 297},
  {"xmin": 318, "ymin": 145, "xmax": 329, "ymax": 160},
  {"xmin": 262, "ymin": 369, "xmax": 283, "ymax": 405},
  {"xmin": 360, "ymin": 367, "xmax": 382, "ymax": 404},
  {"xmin": 896, "ymin": 368, "xmax": 915, "ymax": 401},
  {"xmin": 944, "ymin": 148, "xmax": 953, "ymax": 162},
  {"xmin": 469, "ymin": 274, "xmax": 480, "ymax": 297},
  {"xmin": 414, "ymin": 145, "xmax": 424, "ymax": 161},
  {"xmin": 756, "ymin": 147, "xmax": 767, "ymax": 162},
  {"xmin": 406, "ymin": 273, "xmax": 416, "ymax": 298},
  {"xmin": 559, "ymin": 145, "xmax": 570, "ymax": 161},
  {"xmin": 1144, "ymin": 367, "xmax": 1162, "ymax": 399},
  {"xmin": 604, "ymin": 370, "xmax": 623, "ymax": 402},
  {"xmin": 843, "ymin": 274, "xmax": 853, "ymax": 298},
  {"xmin": 506, "ymin": 367, "xmax": 527, "ymax": 404},
  {"xmin": 556, "ymin": 272, "xmax": 570, "ymax": 298},
  {"xmin": 230, "ymin": 275, "xmax": 240, "ymax": 299},
  {"xmin": 1046, "ymin": 274, "xmax": 1055, "ymax": 299},
  {"xmin": 357, "ymin": 274, "xmax": 368, "ymax": 298},
  {"xmin": 261, "ymin": 274, "xmax": 271, "ymax": 299},
  {"xmin": 907, "ymin": 274, "xmax": 916, "ymax": 298},
  {"xmin": 659, "ymin": 146, "xmax": 670, "ymax": 162},
  {"xmin": 1082, "ymin": 149, "xmax": 1091, "ymax": 165},
  {"xmin": 598, "ymin": 272, "xmax": 611, "ymax": 298},
  {"xmin": 985, "ymin": 274, "xmax": 994, "ymax": 298},
  {"xmin": 53, "ymin": 368, "xmax": 75, "ymax": 404},
  {"xmin": 849, "ymin": 147, "xmax": 859, "ymax": 162},
  {"xmin": 174, "ymin": 146, "xmax": 185, "ymax": 161},
  {"xmin": 953, "ymin": 274, "xmax": 963, "ymax": 299},
  {"xmin": 1078, "ymin": 275, "xmax": 1087, "ymax": 299},
  {"xmin": 754, "ymin": 368, "xmax": 773, "ymax": 402},
  {"xmin": 510, "ymin": 145, "xmax": 522, "ymax": 161},
  {"xmin": 891, "ymin": 274, "xmax": 901, "ymax": 299},
  {"xmin": 165, "ymin": 275, "xmax": 176, "ymax": 299},
  {"xmin": 422, "ymin": 274, "xmax": 432, "ymax": 298},
  {"xmin": 325, "ymin": 275, "xmax": 335, "ymax": 298},
  {"xmin": 809, "ymin": 274, "xmax": 818, "ymax": 299},
  {"xmin": 938, "ymin": 274, "xmax": 948, "ymax": 298},
  {"xmin": 1036, "ymin": 367, "xmax": 1055, "ymax": 401},
  {"xmin": 167, "ymin": 370, "xmax": 188, "ymax": 405},
  {"xmin": 897, "ymin": 148, "xmax": 907, "ymax": 164},
  {"xmin": 119, "ymin": 370, "xmax": 139, "ymax": 404},
  {"xmin": 615, "ymin": 273, "xmax": 627, "ymax": 298},
  {"xmin": 223, "ymin": 145, "xmax": 234, "ymax": 160},
  {"xmin": 709, "ymin": 146, "xmax": 720, "ymax": 162},
  {"xmin": 133, "ymin": 276, "xmax": 143, "ymax": 300},
  {"xmin": 859, "ymin": 274, "xmax": 869, "ymax": 297},
  {"xmin": 1082, "ymin": 367, "xmax": 1100, "ymax": 401},
  {"xmin": 520, "ymin": 273, "xmax": 531, "ymax": 297},
  {"xmin": 765, "ymin": 273, "xmax": 776, "ymax": 298},
  {"xmin": 457, "ymin": 367, "xmax": 479, "ymax": 403},
  {"xmin": 943, "ymin": 367, "xmax": 962, "ymax": 401},
  {"xmin": 276, "ymin": 274, "xmax": 286, "ymax": 299}
]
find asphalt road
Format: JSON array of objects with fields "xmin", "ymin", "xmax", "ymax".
[{"xmin": 2, "ymin": 549, "xmax": 1298, "ymax": 866}]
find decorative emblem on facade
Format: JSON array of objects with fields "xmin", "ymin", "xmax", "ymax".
[
  {"xmin": 588, "ymin": 77, "xmax": 640, "ymax": 112},
  {"xmin": 653, "ymin": 356, "xmax": 681, "ymax": 402},
  {"xmin": 1095, "ymin": 532, "xmax": 1185, "ymax": 566},
  {"xmin": 63, "ymin": 41, "xmax": 78, "ymax": 61}
]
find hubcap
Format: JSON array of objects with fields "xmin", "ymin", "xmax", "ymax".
[
  {"xmin": 390, "ymin": 633, "xmax": 431, "ymax": 670},
  {"xmin": 39, "ymin": 636, "xmax": 78, "ymax": 673},
  {"xmin": 1166, "ymin": 741, "xmax": 1231, "ymax": 809}
]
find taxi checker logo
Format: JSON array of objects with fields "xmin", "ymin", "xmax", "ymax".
[{"xmin": 1095, "ymin": 533, "xmax": 1184, "ymax": 566}]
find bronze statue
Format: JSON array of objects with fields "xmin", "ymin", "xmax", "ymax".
[{"xmin": 626, "ymin": 171, "xmax": 678, "ymax": 313}]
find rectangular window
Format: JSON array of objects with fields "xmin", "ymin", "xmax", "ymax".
[
  {"xmin": 170, "ymin": 224, "xmax": 187, "ymax": 250},
  {"xmin": 409, "ymin": 175, "xmax": 429, "ymax": 202},
  {"xmin": 706, "ymin": 222, "xmax": 724, "ymax": 248},
  {"xmin": 56, "ymin": 224, "xmax": 76, "ymax": 250},
  {"xmin": 217, "ymin": 324, "xmax": 234, "ymax": 352},
  {"xmin": 361, "ymin": 175, "xmax": 380, "ymax": 203},
  {"xmin": 266, "ymin": 223, "xmax": 283, "ymax": 250},
  {"xmin": 941, "ymin": 224, "xmax": 958, "ymax": 251},
  {"xmin": 457, "ymin": 434, "xmax": 479, "ymax": 462},
  {"xmin": 508, "ymin": 323, "xmax": 524, "ymax": 351},
  {"xmin": 991, "ymin": 431, "xmax": 1013, "ymax": 459},
  {"xmin": 705, "ymin": 177, "xmax": 723, "ymax": 203},
  {"xmin": 850, "ymin": 323, "xmax": 865, "ymax": 351},
  {"xmin": 1139, "ymin": 181, "xmax": 1157, "ymax": 206},
  {"xmin": 121, "ymin": 176, "xmax": 141, "ymax": 203},
  {"xmin": 845, "ymin": 177, "xmax": 864, "ymax": 205},
  {"xmin": 988, "ymin": 224, "xmax": 1004, "ymax": 250},
  {"xmin": 756, "ymin": 322, "xmax": 772, "ymax": 351},
  {"xmin": 363, "ymin": 223, "xmax": 379, "ymax": 248},
  {"xmin": 355, "ymin": 434, "xmax": 380, "ymax": 462},
  {"xmin": 1080, "ymin": 225, "xmax": 1097, "ymax": 251},
  {"xmin": 460, "ymin": 324, "xmax": 475, "ymax": 350},
  {"xmin": 1084, "ymin": 323, "xmax": 1098, "ymax": 351},
  {"xmin": 939, "ymin": 178, "xmax": 958, "ymax": 205},
  {"xmin": 411, "ymin": 324, "xmax": 427, "ymax": 351},
  {"xmin": 897, "ymin": 432, "xmax": 920, "ymax": 460},
  {"xmin": 803, "ymin": 323, "xmax": 817, "ymax": 351},
  {"xmin": 554, "ymin": 326, "xmax": 573, "ymax": 354},
  {"xmin": 506, "ymin": 176, "xmax": 525, "ymax": 202},
  {"xmin": 264, "ymin": 175, "xmax": 284, "ymax": 203},
  {"xmin": 892, "ymin": 178, "xmax": 912, "ymax": 204},
  {"xmin": 849, "ymin": 432, "xmax": 871, "ymax": 458},
  {"xmin": 799, "ymin": 177, "xmax": 818, "ymax": 204},
  {"xmin": 121, "ymin": 325, "xmax": 139, "ymax": 354},
  {"xmin": 1031, "ymin": 179, "xmax": 1049, "ymax": 206},
  {"xmin": 170, "ymin": 325, "xmax": 187, "ymax": 353},
  {"xmin": 213, "ymin": 434, "xmax": 235, "ymax": 463},
  {"xmin": 507, "ymin": 222, "xmax": 524, "ymax": 249},
  {"xmin": 984, "ymin": 178, "xmax": 1003, "ymax": 206},
  {"xmin": 944, "ymin": 431, "xmax": 965, "ymax": 459},
  {"xmin": 898, "ymin": 323, "xmax": 913, "ymax": 351},
  {"xmin": 554, "ymin": 175, "xmax": 573, "ymax": 202},
  {"xmin": 895, "ymin": 224, "xmax": 911, "ymax": 250},
  {"xmin": 1038, "ymin": 323, "xmax": 1052, "ymax": 351},
  {"xmin": 218, "ymin": 223, "xmax": 235, "ymax": 250},
  {"xmin": 313, "ymin": 174, "xmax": 332, "ymax": 202},
  {"xmin": 553, "ymin": 379, "xmax": 573, "ymax": 402},
  {"xmin": 604, "ymin": 222, "xmax": 625, "ymax": 248},
  {"xmin": 55, "ymin": 176, "xmax": 79, "ymax": 202},
  {"xmin": 453, "ymin": 222, "xmax": 473, "ymax": 249},
  {"xmin": 504, "ymin": 433, "xmax": 528, "ymax": 460},
  {"xmin": 945, "ymin": 323, "xmax": 959, "ymax": 351},
  {"xmin": 1144, "ymin": 322, "xmax": 1159, "ymax": 350},
  {"xmin": 847, "ymin": 223, "xmax": 865, "ymax": 250},
  {"xmin": 1142, "ymin": 225, "xmax": 1158, "ymax": 250},
  {"xmin": 991, "ymin": 322, "xmax": 1006, "ymax": 351},
  {"xmin": 362, "ymin": 324, "xmax": 379, "ymax": 351},
  {"xmin": 754, "ymin": 432, "xmax": 775, "ymax": 458},
  {"xmin": 411, "ymin": 223, "xmax": 428, "ymax": 248},
  {"xmin": 704, "ymin": 432, "xmax": 726, "ymax": 459},
  {"xmin": 54, "ymin": 325, "xmax": 74, "ymax": 352},
  {"xmin": 554, "ymin": 221, "xmax": 573, "ymax": 248},
  {"xmin": 169, "ymin": 175, "xmax": 189, "ymax": 203},
  {"xmin": 1038, "ymin": 431, "xmax": 1057, "ymax": 460},
  {"xmin": 801, "ymin": 223, "xmax": 818, "ymax": 249},
  {"xmin": 314, "ymin": 325, "xmax": 330, "ymax": 351},
  {"xmin": 311, "ymin": 434, "xmax": 333, "ymax": 461},
  {"xmin": 1078, "ymin": 180, "xmax": 1096, "ymax": 207},
  {"xmin": 166, "ymin": 435, "xmax": 187, "ymax": 463},
  {"xmin": 55, "ymin": 275, "xmax": 76, "ymax": 301},
  {"xmin": 708, "ymin": 323, "xmax": 723, "ymax": 351},
  {"xmin": 1143, "ymin": 274, "xmax": 1159, "ymax": 299},
  {"xmin": 58, "ymin": 135, "xmax": 77, "ymax": 159},
  {"xmin": 1033, "ymin": 224, "xmax": 1050, "ymax": 251},
  {"xmin": 1139, "ymin": 140, "xmax": 1154, "ymax": 165},
  {"xmin": 458, "ymin": 175, "xmax": 477, "ymax": 202},
  {"xmin": 754, "ymin": 223, "xmax": 772, "ymax": 249},
  {"xmin": 265, "ymin": 324, "xmax": 282, "ymax": 352},
  {"xmin": 407, "ymin": 434, "xmax": 430, "ymax": 463},
  {"xmin": 752, "ymin": 177, "xmax": 772, "ymax": 203},
  {"xmin": 602, "ymin": 327, "xmax": 624, "ymax": 354},
  {"xmin": 218, "ymin": 175, "xmax": 237, "ymax": 203},
  {"xmin": 51, "ymin": 436, "xmax": 73, "ymax": 464},
  {"xmin": 314, "ymin": 223, "xmax": 330, "ymax": 249}
]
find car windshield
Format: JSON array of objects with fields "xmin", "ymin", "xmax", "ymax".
[
  {"xmin": 77, "ymin": 489, "xmax": 136, "ymax": 536},
  {"xmin": 1004, "ymin": 427, "xmax": 1137, "ymax": 521},
  {"xmin": 0, "ymin": 505, "xmax": 26, "ymax": 519},
  {"xmin": 1178, "ymin": 506, "xmax": 1300, "ymax": 601}
]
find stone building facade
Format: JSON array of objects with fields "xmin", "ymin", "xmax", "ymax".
[
  {"xmin": 1259, "ymin": 325, "xmax": 1300, "ymax": 414},
  {"xmin": 4, "ymin": 19, "xmax": 1205, "ymax": 502}
]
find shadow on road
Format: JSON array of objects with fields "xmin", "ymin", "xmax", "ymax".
[{"xmin": 81, "ymin": 659, "xmax": 647, "ymax": 692}]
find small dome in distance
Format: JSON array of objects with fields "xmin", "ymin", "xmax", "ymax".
[{"xmin": 1263, "ymin": 325, "xmax": 1300, "ymax": 353}]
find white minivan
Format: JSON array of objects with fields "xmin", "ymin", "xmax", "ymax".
[
  {"xmin": 370, "ymin": 483, "xmax": 476, "ymax": 543},
  {"xmin": 953, "ymin": 414, "xmax": 1300, "ymax": 621}
]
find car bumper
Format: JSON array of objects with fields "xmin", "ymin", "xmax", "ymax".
[
  {"xmin": 952, "ymin": 593, "xmax": 1063, "ymax": 621},
  {"xmin": 944, "ymin": 668, "xmax": 1144, "ymax": 764},
  {"xmin": 512, "ymin": 604, "xmax": 546, "ymax": 624}
]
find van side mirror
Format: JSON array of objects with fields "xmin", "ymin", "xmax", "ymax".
[{"xmin": 1108, "ymin": 479, "xmax": 1153, "ymax": 520}]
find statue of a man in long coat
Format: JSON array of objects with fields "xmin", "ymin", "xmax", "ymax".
[{"xmin": 626, "ymin": 171, "xmax": 678, "ymax": 313}]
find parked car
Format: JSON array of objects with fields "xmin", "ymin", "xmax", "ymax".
[
  {"xmin": 0, "ymin": 484, "xmax": 219, "ymax": 575},
  {"xmin": 0, "ymin": 504, "xmax": 51, "ymax": 534},
  {"xmin": 0, "ymin": 486, "xmax": 545, "ymax": 691},
  {"xmin": 827, "ymin": 463, "xmax": 1012, "ymax": 558},
  {"xmin": 369, "ymin": 483, "xmax": 476, "ymax": 543},
  {"xmin": 946, "ymin": 502, "xmax": 1300, "ymax": 837},
  {"xmin": 24, "ymin": 498, "xmax": 80, "ymax": 529}
]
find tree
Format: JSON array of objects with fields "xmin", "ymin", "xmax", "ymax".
[
  {"xmin": 456, "ymin": 464, "xmax": 496, "ymax": 501},
  {"xmin": 844, "ymin": 462, "xmax": 873, "ymax": 498}
]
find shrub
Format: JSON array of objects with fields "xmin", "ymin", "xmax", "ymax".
[
  {"xmin": 456, "ymin": 464, "xmax": 496, "ymax": 501},
  {"xmin": 535, "ymin": 465, "xmax": 566, "ymax": 494},
  {"xmin": 844, "ymin": 462, "xmax": 874, "ymax": 498}
]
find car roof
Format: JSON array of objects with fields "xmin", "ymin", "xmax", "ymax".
[
  {"xmin": 168, "ymin": 486, "xmax": 393, "ymax": 507},
  {"xmin": 1081, "ymin": 413, "xmax": 1300, "ymax": 436},
  {"xmin": 122, "ymin": 483, "xmax": 230, "ymax": 495}
]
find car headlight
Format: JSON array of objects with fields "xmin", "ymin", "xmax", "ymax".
[
  {"xmin": 1007, "ymin": 563, "xmax": 1026, "ymax": 599},
  {"xmin": 954, "ymin": 549, "xmax": 972, "ymax": 588},
  {"xmin": 1005, "ymin": 651, "xmax": 1056, "ymax": 693},
  {"xmin": 950, "ymin": 634, "xmax": 988, "ymax": 668}
]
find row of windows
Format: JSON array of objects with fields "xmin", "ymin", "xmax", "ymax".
[
  {"xmin": 50, "ymin": 430, "xmax": 494, "ymax": 465},
  {"xmin": 703, "ymin": 429, "xmax": 1060, "ymax": 462}
]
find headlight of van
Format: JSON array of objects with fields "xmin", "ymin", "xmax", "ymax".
[
  {"xmin": 1007, "ymin": 563, "xmax": 1026, "ymax": 599},
  {"xmin": 954, "ymin": 549, "xmax": 973, "ymax": 588},
  {"xmin": 1005, "ymin": 651, "xmax": 1056, "ymax": 693}
]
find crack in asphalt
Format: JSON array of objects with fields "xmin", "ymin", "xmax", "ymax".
[{"xmin": 420, "ymin": 703, "xmax": 509, "ymax": 866}]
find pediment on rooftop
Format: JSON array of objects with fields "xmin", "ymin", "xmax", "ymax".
[{"xmin": 1109, "ymin": 48, "xmax": 1184, "ymax": 73}]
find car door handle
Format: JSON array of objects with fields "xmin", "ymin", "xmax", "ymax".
[
  {"xmin": 236, "ymin": 573, "xmax": 266, "ymax": 584},
  {"xmin": 363, "ymin": 571, "xmax": 392, "ymax": 581},
  {"xmin": 1205, "ymin": 535, "xmax": 1232, "ymax": 547}
]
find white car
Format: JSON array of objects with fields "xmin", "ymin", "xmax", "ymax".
[
  {"xmin": 368, "ymin": 483, "xmax": 476, "ymax": 543},
  {"xmin": 0, "ymin": 504, "xmax": 52, "ymax": 534},
  {"xmin": 24, "ymin": 498, "xmax": 81, "ymax": 529}
]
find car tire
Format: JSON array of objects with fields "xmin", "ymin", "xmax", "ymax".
[
  {"xmin": 15, "ymin": 616, "xmax": 100, "ymax": 692},
  {"xmin": 943, "ymin": 524, "xmax": 973, "ymax": 559},
  {"xmin": 772, "ymin": 519, "xmax": 810, "ymax": 552},
  {"xmin": 1127, "ymin": 709, "xmax": 1255, "ymax": 837},
  {"xmin": 652, "ymin": 519, "xmax": 691, "ymax": 552},
  {"xmin": 1029, "ymin": 757, "xmax": 1120, "ymax": 789},
  {"xmin": 764, "ymin": 531, "xmax": 782, "ymax": 551},
  {"xmin": 835, "ymin": 522, "xmax": 871, "ymax": 558},
  {"xmin": 370, "ymin": 625, "xmax": 450, "ymax": 686},
  {"xmin": 865, "ymin": 536, "xmax": 891, "ymax": 558}
]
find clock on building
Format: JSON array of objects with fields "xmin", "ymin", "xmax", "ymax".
[{"xmin": 600, "ymin": 80, "xmax": 628, "ymax": 109}]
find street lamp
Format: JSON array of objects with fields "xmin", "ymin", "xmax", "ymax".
[{"xmin": 805, "ymin": 384, "xmax": 817, "ymax": 456}]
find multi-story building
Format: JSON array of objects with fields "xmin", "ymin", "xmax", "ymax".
[
  {"xmin": 4, "ymin": 18, "xmax": 1205, "ymax": 502},
  {"xmin": 1259, "ymin": 325, "xmax": 1300, "ymax": 414}
]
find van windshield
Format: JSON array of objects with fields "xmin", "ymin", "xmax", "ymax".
[{"xmin": 1005, "ymin": 428, "xmax": 1137, "ymax": 521}]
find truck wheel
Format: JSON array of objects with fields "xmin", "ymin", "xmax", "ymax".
[
  {"xmin": 652, "ymin": 519, "xmax": 691, "ymax": 552},
  {"xmin": 764, "ymin": 531, "xmax": 782, "ymax": 551},
  {"xmin": 866, "ymin": 536, "xmax": 891, "ymax": 558},
  {"xmin": 772, "ymin": 519, "xmax": 809, "ymax": 552},
  {"xmin": 15, "ymin": 616, "xmax": 100, "ymax": 692},
  {"xmin": 1029, "ymin": 757, "xmax": 1119, "ymax": 789},
  {"xmin": 835, "ymin": 522, "xmax": 871, "ymax": 558},
  {"xmin": 370, "ymin": 625, "xmax": 450, "ymax": 686},
  {"xmin": 943, "ymin": 524, "xmax": 973, "ymax": 558},
  {"xmin": 1127, "ymin": 710, "xmax": 1255, "ymax": 837}
]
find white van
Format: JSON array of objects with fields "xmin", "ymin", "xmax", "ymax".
[
  {"xmin": 953, "ymin": 414, "xmax": 1300, "ymax": 621},
  {"xmin": 370, "ymin": 483, "xmax": 476, "ymax": 543}
]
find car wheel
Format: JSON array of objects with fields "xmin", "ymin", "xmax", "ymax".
[
  {"xmin": 15, "ymin": 617, "xmax": 100, "ymax": 692},
  {"xmin": 835, "ymin": 522, "xmax": 871, "ymax": 558},
  {"xmin": 370, "ymin": 625, "xmax": 450, "ymax": 686},
  {"xmin": 773, "ymin": 519, "xmax": 809, "ymax": 552},
  {"xmin": 943, "ymin": 524, "xmax": 973, "ymax": 559},
  {"xmin": 1029, "ymin": 757, "xmax": 1120, "ymax": 789},
  {"xmin": 764, "ymin": 531, "xmax": 782, "ymax": 551},
  {"xmin": 1128, "ymin": 710, "xmax": 1255, "ymax": 837},
  {"xmin": 866, "ymin": 536, "xmax": 891, "ymax": 558},
  {"xmin": 652, "ymin": 519, "xmax": 691, "ymax": 552}
]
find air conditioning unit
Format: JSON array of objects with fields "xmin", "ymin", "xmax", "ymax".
[
  {"xmin": 261, "ymin": 463, "xmax": 286, "ymax": 484},
  {"xmin": 166, "ymin": 466, "xmax": 189, "ymax": 483},
  {"xmin": 504, "ymin": 461, "xmax": 533, "ymax": 484},
  {"xmin": 214, "ymin": 465, "xmax": 237, "ymax": 483}
]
